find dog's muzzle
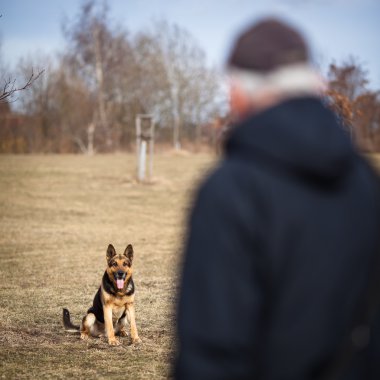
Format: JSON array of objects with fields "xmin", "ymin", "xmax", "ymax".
[{"xmin": 115, "ymin": 271, "xmax": 127, "ymax": 290}]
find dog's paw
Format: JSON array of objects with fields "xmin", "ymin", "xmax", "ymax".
[
  {"xmin": 131, "ymin": 337, "xmax": 142, "ymax": 345},
  {"xmin": 80, "ymin": 333, "xmax": 89, "ymax": 341},
  {"xmin": 108, "ymin": 337, "xmax": 121, "ymax": 346}
]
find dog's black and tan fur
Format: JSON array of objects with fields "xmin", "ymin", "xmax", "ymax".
[{"xmin": 63, "ymin": 244, "xmax": 141, "ymax": 346}]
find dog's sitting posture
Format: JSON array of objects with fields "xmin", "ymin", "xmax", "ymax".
[{"xmin": 63, "ymin": 244, "xmax": 141, "ymax": 345}]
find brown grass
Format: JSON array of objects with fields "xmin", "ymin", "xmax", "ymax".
[{"xmin": 0, "ymin": 153, "xmax": 215, "ymax": 379}]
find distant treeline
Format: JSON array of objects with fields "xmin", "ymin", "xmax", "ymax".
[
  {"xmin": 0, "ymin": 1, "xmax": 224, "ymax": 153},
  {"xmin": 0, "ymin": 1, "xmax": 379, "ymax": 153}
]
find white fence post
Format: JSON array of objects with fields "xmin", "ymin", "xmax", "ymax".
[
  {"xmin": 135, "ymin": 114, "xmax": 155, "ymax": 183},
  {"xmin": 138, "ymin": 141, "xmax": 147, "ymax": 182}
]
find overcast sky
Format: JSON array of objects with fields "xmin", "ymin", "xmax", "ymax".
[{"xmin": 1, "ymin": 0, "xmax": 379, "ymax": 88}]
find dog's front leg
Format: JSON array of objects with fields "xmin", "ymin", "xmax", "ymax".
[
  {"xmin": 104, "ymin": 305, "xmax": 119, "ymax": 346},
  {"xmin": 126, "ymin": 302, "xmax": 141, "ymax": 344}
]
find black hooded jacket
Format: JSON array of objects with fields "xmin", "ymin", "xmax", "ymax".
[{"xmin": 176, "ymin": 97, "xmax": 380, "ymax": 380}]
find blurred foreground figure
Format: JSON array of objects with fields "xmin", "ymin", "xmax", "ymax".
[{"xmin": 175, "ymin": 18, "xmax": 380, "ymax": 380}]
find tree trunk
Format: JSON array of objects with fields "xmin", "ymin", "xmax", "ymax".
[
  {"xmin": 93, "ymin": 25, "xmax": 111, "ymax": 150},
  {"xmin": 173, "ymin": 113, "xmax": 181, "ymax": 150},
  {"xmin": 87, "ymin": 122, "xmax": 95, "ymax": 155},
  {"xmin": 195, "ymin": 123, "xmax": 202, "ymax": 151}
]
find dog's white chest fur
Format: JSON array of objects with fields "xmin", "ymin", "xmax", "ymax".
[{"xmin": 112, "ymin": 305, "xmax": 125, "ymax": 322}]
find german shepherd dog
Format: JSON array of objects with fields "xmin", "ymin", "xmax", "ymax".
[{"xmin": 63, "ymin": 244, "xmax": 141, "ymax": 345}]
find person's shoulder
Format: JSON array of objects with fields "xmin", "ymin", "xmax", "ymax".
[
  {"xmin": 354, "ymin": 154, "xmax": 380, "ymax": 201},
  {"xmin": 197, "ymin": 161, "xmax": 237, "ymax": 201},
  {"xmin": 193, "ymin": 160, "xmax": 251, "ymax": 217}
]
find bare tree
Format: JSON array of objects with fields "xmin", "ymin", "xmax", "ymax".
[
  {"xmin": 0, "ymin": 69, "xmax": 44, "ymax": 102},
  {"xmin": 132, "ymin": 31, "xmax": 172, "ymax": 125},
  {"xmin": 15, "ymin": 56, "xmax": 58, "ymax": 150},
  {"xmin": 63, "ymin": 0, "xmax": 131, "ymax": 151},
  {"xmin": 0, "ymin": 40, "xmax": 44, "ymax": 103},
  {"xmin": 53, "ymin": 62, "xmax": 96, "ymax": 154},
  {"xmin": 327, "ymin": 57, "xmax": 380, "ymax": 151},
  {"xmin": 328, "ymin": 56, "xmax": 368, "ymax": 102},
  {"xmin": 136, "ymin": 21, "xmax": 223, "ymax": 149}
]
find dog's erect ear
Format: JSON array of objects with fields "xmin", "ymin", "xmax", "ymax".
[
  {"xmin": 123, "ymin": 244, "xmax": 133, "ymax": 262},
  {"xmin": 106, "ymin": 244, "xmax": 117, "ymax": 261}
]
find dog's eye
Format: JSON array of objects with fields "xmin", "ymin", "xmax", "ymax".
[
  {"xmin": 123, "ymin": 262, "xmax": 128, "ymax": 267},
  {"xmin": 112, "ymin": 262, "xmax": 117, "ymax": 267}
]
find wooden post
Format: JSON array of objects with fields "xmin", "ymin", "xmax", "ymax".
[
  {"xmin": 136, "ymin": 117, "xmax": 141, "ymax": 177},
  {"xmin": 149, "ymin": 120, "xmax": 155, "ymax": 180},
  {"xmin": 138, "ymin": 141, "xmax": 147, "ymax": 182},
  {"xmin": 87, "ymin": 123, "xmax": 95, "ymax": 156},
  {"xmin": 135, "ymin": 114, "xmax": 155, "ymax": 183}
]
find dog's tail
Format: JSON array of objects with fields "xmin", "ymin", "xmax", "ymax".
[{"xmin": 63, "ymin": 308, "xmax": 80, "ymax": 332}]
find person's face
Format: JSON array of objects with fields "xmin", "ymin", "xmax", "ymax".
[
  {"xmin": 229, "ymin": 77, "xmax": 284, "ymax": 120},
  {"xmin": 229, "ymin": 79, "xmax": 252, "ymax": 119}
]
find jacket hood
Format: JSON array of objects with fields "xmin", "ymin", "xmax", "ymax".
[{"xmin": 225, "ymin": 97, "xmax": 354, "ymax": 181}]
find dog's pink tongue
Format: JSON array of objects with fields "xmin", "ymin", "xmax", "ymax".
[{"xmin": 116, "ymin": 279, "xmax": 125, "ymax": 289}]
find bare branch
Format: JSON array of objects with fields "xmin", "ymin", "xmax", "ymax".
[{"xmin": 0, "ymin": 69, "xmax": 44, "ymax": 102}]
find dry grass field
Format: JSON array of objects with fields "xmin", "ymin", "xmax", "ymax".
[{"xmin": 0, "ymin": 153, "xmax": 215, "ymax": 379}]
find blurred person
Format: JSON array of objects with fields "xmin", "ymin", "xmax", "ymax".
[{"xmin": 175, "ymin": 18, "xmax": 380, "ymax": 380}]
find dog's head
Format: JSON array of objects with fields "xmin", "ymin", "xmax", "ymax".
[{"xmin": 106, "ymin": 244, "xmax": 133, "ymax": 291}]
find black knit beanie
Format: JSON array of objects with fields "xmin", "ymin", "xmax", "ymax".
[{"xmin": 228, "ymin": 18, "xmax": 309, "ymax": 73}]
